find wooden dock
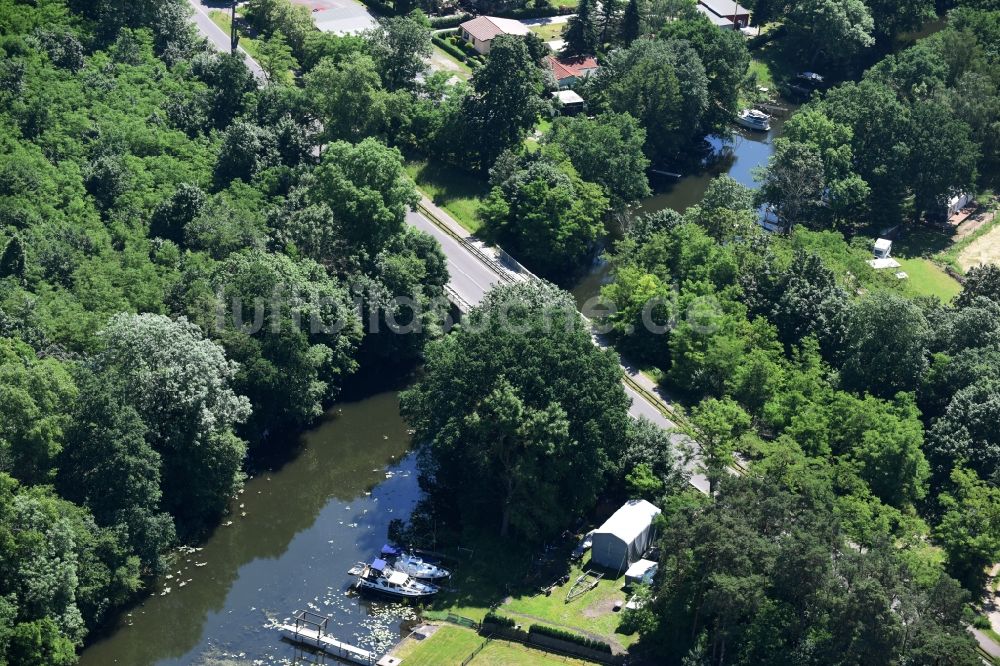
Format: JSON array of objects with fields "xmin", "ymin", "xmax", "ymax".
[{"xmin": 277, "ymin": 610, "xmax": 376, "ymax": 665}]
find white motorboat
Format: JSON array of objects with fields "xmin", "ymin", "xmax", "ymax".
[
  {"xmin": 735, "ymin": 108, "xmax": 771, "ymax": 132},
  {"xmin": 379, "ymin": 545, "xmax": 451, "ymax": 580},
  {"xmin": 348, "ymin": 559, "xmax": 439, "ymax": 599}
]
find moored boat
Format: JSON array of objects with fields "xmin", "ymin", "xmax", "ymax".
[
  {"xmin": 347, "ymin": 558, "xmax": 439, "ymax": 599},
  {"xmin": 735, "ymin": 108, "xmax": 771, "ymax": 132},
  {"xmin": 380, "ymin": 545, "xmax": 451, "ymax": 581}
]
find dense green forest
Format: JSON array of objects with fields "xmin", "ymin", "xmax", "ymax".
[
  {"xmin": 398, "ymin": 2, "xmax": 1000, "ymax": 666},
  {"xmin": 2, "ymin": 0, "xmax": 999, "ymax": 662},
  {"xmin": 0, "ymin": 1, "xmax": 450, "ymax": 662}
]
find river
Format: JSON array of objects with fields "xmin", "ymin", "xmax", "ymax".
[
  {"xmin": 80, "ymin": 109, "xmax": 792, "ymax": 666},
  {"xmin": 572, "ymin": 111, "xmax": 792, "ymax": 306},
  {"xmin": 79, "ymin": 389, "xmax": 420, "ymax": 666}
]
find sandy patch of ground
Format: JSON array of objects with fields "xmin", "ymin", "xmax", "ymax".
[
  {"xmin": 959, "ymin": 215, "xmax": 1000, "ymax": 270},
  {"xmin": 582, "ymin": 597, "xmax": 620, "ymax": 619}
]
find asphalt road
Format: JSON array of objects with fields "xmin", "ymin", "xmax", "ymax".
[
  {"xmin": 185, "ymin": 9, "xmax": 711, "ymax": 494},
  {"xmin": 187, "ymin": 0, "xmax": 266, "ymax": 81},
  {"xmin": 406, "ymin": 210, "xmax": 500, "ymax": 308}
]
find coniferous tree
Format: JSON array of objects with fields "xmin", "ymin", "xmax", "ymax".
[
  {"xmin": 562, "ymin": 0, "xmax": 599, "ymax": 56},
  {"xmin": 598, "ymin": 0, "xmax": 621, "ymax": 43},
  {"xmin": 621, "ymin": 0, "xmax": 642, "ymax": 45},
  {"xmin": 0, "ymin": 235, "xmax": 26, "ymax": 283}
]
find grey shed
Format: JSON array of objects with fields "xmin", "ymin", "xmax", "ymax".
[{"xmin": 590, "ymin": 499, "xmax": 662, "ymax": 573}]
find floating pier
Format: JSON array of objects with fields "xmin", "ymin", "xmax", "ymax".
[{"xmin": 277, "ymin": 610, "xmax": 376, "ymax": 665}]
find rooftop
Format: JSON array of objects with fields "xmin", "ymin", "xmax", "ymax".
[
  {"xmin": 459, "ymin": 15, "xmax": 532, "ymax": 42},
  {"xmin": 553, "ymin": 89, "xmax": 585, "ymax": 105},
  {"xmin": 699, "ymin": 0, "xmax": 750, "ymax": 16},
  {"xmin": 696, "ymin": 3, "xmax": 735, "ymax": 27},
  {"xmin": 594, "ymin": 499, "xmax": 661, "ymax": 543},
  {"xmin": 546, "ymin": 55, "xmax": 599, "ymax": 81}
]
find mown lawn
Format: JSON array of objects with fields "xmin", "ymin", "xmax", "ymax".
[
  {"xmin": 473, "ymin": 638, "xmax": 596, "ymax": 665},
  {"xmin": 394, "ymin": 625, "xmax": 598, "ymax": 665},
  {"xmin": 530, "ymin": 22, "xmax": 566, "ymax": 42},
  {"xmin": 748, "ymin": 59, "xmax": 775, "ymax": 91},
  {"xmin": 431, "ymin": 44, "xmax": 473, "ymax": 79},
  {"xmin": 896, "ymin": 257, "xmax": 962, "ymax": 302},
  {"xmin": 499, "ymin": 556, "xmax": 639, "ymax": 648},
  {"xmin": 405, "ymin": 158, "xmax": 490, "ymax": 233},
  {"xmin": 393, "ymin": 625, "xmax": 485, "ymax": 666}
]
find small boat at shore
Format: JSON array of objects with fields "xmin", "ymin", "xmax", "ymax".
[
  {"xmin": 380, "ymin": 545, "xmax": 451, "ymax": 581},
  {"xmin": 735, "ymin": 108, "xmax": 771, "ymax": 132},
  {"xmin": 348, "ymin": 559, "xmax": 439, "ymax": 599}
]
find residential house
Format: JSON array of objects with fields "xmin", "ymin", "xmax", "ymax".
[
  {"xmin": 696, "ymin": 3, "xmax": 736, "ymax": 29},
  {"xmin": 697, "ymin": 0, "xmax": 751, "ymax": 28},
  {"xmin": 545, "ymin": 55, "xmax": 599, "ymax": 89},
  {"xmin": 458, "ymin": 15, "xmax": 531, "ymax": 54}
]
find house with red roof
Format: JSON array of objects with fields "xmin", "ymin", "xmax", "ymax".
[{"xmin": 545, "ymin": 55, "xmax": 599, "ymax": 89}]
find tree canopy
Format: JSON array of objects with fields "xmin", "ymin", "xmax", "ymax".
[{"xmin": 401, "ymin": 281, "xmax": 630, "ymax": 541}]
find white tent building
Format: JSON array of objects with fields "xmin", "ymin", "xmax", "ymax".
[{"xmin": 590, "ymin": 499, "xmax": 662, "ymax": 573}]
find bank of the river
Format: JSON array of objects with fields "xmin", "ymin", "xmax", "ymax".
[
  {"xmin": 79, "ymin": 390, "xmax": 420, "ymax": 666},
  {"xmin": 572, "ymin": 111, "xmax": 793, "ymax": 305}
]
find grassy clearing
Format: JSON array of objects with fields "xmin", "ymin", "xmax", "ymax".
[
  {"xmin": 530, "ymin": 22, "xmax": 566, "ymax": 42},
  {"xmin": 404, "ymin": 158, "xmax": 490, "ymax": 233},
  {"xmin": 895, "ymin": 258, "xmax": 962, "ymax": 302},
  {"xmin": 473, "ymin": 639, "xmax": 596, "ymax": 665},
  {"xmin": 423, "ymin": 531, "xmax": 537, "ymax": 622},
  {"xmin": 394, "ymin": 625, "xmax": 597, "ymax": 665},
  {"xmin": 526, "ymin": 117, "xmax": 553, "ymax": 150},
  {"xmin": 393, "ymin": 625, "xmax": 485, "ymax": 666},
  {"xmin": 551, "ymin": 0, "xmax": 579, "ymax": 7},
  {"xmin": 420, "ymin": 531, "xmax": 635, "ymax": 649},
  {"xmin": 431, "ymin": 44, "xmax": 473, "ymax": 78},
  {"xmin": 957, "ymin": 217, "xmax": 1000, "ymax": 271},
  {"xmin": 748, "ymin": 59, "xmax": 776, "ymax": 91},
  {"xmin": 499, "ymin": 555, "xmax": 638, "ymax": 649}
]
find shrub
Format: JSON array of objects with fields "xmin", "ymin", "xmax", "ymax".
[
  {"xmin": 528, "ymin": 624, "xmax": 613, "ymax": 653},
  {"xmin": 429, "ymin": 13, "xmax": 471, "ymax": 28},
  {"xmin": 483, "ymin": 611, "xmax": 516, "ymax": 628},
  {"xmin": 357, "ymin": 0, "xmax": 397, "ymax": 15},
  {"xmin": 497, "ymin": 5, "xmax": 575, "ymax": 19},
  {"xmin": 432, "ymin": 35, "xmax": 468, "ymax": 61},
  {"xmin": 748, "ymin": 24, "xmax": 785, "ymax": 50}
]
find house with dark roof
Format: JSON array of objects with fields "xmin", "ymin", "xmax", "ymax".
[
  {"xmin": 697, "ymin": 0, "xmax": 751, "ymax": 28},
  {"xmin": 459, "ymin": 16, "xmax": 531, "ymax": 54},
  {"xmin": 696, "ymin": 3, "xmax": 736, "ymax": 29},
  {"xmin": 545, "ymin": 55, "xmax": 599, "ymax": 89}
]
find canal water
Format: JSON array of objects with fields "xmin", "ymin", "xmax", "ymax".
[
  {"xmin": 572, "ymin": 113, "xmax": 792, "ymax": 306},
  {"xmin": 79, "ymin": 111, "xmax": 793, "ymax": 666},
  {"xmin": 79, "ymin": 390, "xmax": 420, "ymax": 666}
]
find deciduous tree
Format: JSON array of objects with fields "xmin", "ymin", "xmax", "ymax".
[
  {"xmin": 400, "ymin": 281, "xmax": 630, "ymax": 542},
  {"xmin": 480, "ymin": 154, "xmax": 608, "ymax": 279},
  {"xmin": 545, "ymin": 112, "xmax": 651, "ymax": 210},
  {"xmin": 461, "ymin": 35, "xmax": 543, "ymax": 171}
]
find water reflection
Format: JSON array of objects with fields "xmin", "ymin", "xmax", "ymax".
[
  {"xmin": 573, "ymin": 114, "xmax": 793, "ymax": 307},
  {"xmin": 79, "ymin": 390, "xmax": 419, "ymax": 666}
]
